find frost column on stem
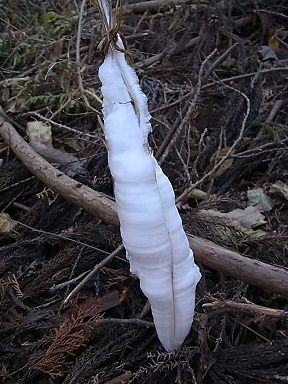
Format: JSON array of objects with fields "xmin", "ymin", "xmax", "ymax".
[{"xmin": 98, "ymin": 1, "xmax": 201, "ymax": 351}]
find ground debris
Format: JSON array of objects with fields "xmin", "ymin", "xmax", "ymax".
[{"xmin": 1, "ymin": 0, "xmax": 288, "ymax": 383}]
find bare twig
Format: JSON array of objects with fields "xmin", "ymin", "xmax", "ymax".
[
  {"xmin": 92, "ymin": 317, "xmax": 154, "ymax": 328},
  {"xmin": 202, "ymin": 67, "xmax": 288, "ymax": 90},
  {"xmin": 176, "ymin": 85, "xmax": 251, "ymax": 202},
  {"xmin": 232, "ymin": 144, "xmax": 287, "ymax": 159},
  {"xmin": 152, "ymin": 67, "xmax": 288, "ymax": 113},
  {"xmin": 232, "ymin": 99, "xmax": 285, "ymax": 159},
  {"xmin": 203, "ymin": 298, "xmax": 288, "ymax": 320},
  {"xmin": 255, "ymin": 9, "xmax": 288, "ymax": 21},
  {"xmin": 16, "ymin": 221, "xmax": 110, "ymax": 255},
  {"xmin": 50, "ymin": 271, "xmax": 89, "ymax": 292},
  {"xmin": 190, "ymin": 128, "xmax": 208, "ymax": 179},
  {"xmin": 0, "ymin": 176, "xmax": 35, "ymax": 193},
  {"xmin": 156, "ymin": 49, "xmax": 218, "ymax": 164},
  {"xmin": 138, "ymin": 17, "xmax": 250, "ymax": 67},
  {"xmin": 27, "ymin": 111, "xmax": 99, "ymax": 140},
  {"xmin": 203, "ymin": 42, "xmax": 238, "ymax": 81},
  {"xmin": 138, "ymin": 36, "xmax": 200, "ymax": 67},
  {"xmin": 126, "ymin": 0, "xmax": 189, "ymax": 14},
  {"xmin": 265, "ymin": 99, "xmax": 284, "ymax": 123},
  {"xmin": 64, "ymin": 244, "xmax": 124, "ymax": 304},
  {"xmin": 76, "ymin": 0, "xmax": 99, "ymax": 113}
]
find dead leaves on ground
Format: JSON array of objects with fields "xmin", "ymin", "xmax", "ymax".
[{"xmin": 34, "ymin": 291, "xmax": 121, "ymax": 379}]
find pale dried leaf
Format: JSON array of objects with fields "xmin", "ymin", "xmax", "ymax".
[
  {"xmin": 27, "ymin": 121, "xmax": 53, "ymax": 147},
  {"xmin": 224, "ymin": 206, "xmax": 266, "ymax": 228},
  {"xmin": 187, "ymin": 188, "xmax": 207, "ymax": 200},
  {"xmin": 258, "ymin": 45, "xmax": 279, "ymax": 61},
  {"xmin": 27, "ymin": 121, "xmax": 86, "ymax": 177},
  {"xmin": 247, "ymin": 188, "xmax": 274, "ymax": 212},
  {"xmin": 205, "ymin": 147, "xmax": 234, "ymax": 178},
  {"xmin": 200, "ymin": 206, "xmax": 266, "ymax": 229},
  {"xmin": 0, "ymin": 213, "xmax": 17, "ymax": 233},
  {"xmin": 268, "ymin": 34, "xmax": 280, "ymax": 51}
]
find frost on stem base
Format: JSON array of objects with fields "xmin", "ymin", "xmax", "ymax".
[{"xmin": 99, "ymin": 46, "xmax": 201, "ymax": 351}]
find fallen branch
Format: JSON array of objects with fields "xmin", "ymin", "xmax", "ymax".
[
  {"xmin": 1, "ymin": 115, "xmax": 288, "ymax": 296},
  {"xmin": 203, "ymin": 299, "xmax": 288, "ymax": 320},
  {"xmin": 0, "ymin": 114, "xmax": 118, "ymax": 227},
  {"xmin": 189, "ymin": 235, "xmax": 288, "ymax": 296},
  {"xmin": 126, "ymin": 0, "xmax": 189, "ymax": 14}
]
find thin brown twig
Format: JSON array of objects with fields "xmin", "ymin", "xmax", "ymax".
[
  {"xmin": 232, "ymin": 99, "xmax": 285, "ymax": 159},
  {"xmin": 91, "ymin": 317, "xmax": 154, "ymax": 328},
  {"xmin": 203, "ymin": 66, "xmax": 288, "ymax": 90},
  {"xmin": 138, "ymin": 17, "xmax": 250, "ymax": 68},
  {"xmin": 151, "ymin": 66, "xmax": 288, "ymax": 114},
  {"xmin": 16, "ymin": 221, "xmax": 110, "ymax": 255},
  {"xmin": 138, "ymin": 36, "xmax": 200, "ymax": 68},
  {"xmin": 76, "ymin": 0, "xmax": 99, "ymax": 113},
  {"xmin": 0, "ymin": 176, "xmax": 35, "ymax": 193},
  {"xmin": 27, "ymin": 112, "xmax": 99, "ymax": 140},
  {"xmin": 64, "ymin": 244, "xmax": 124, "ymax": 304},
  {"xmin": 50, "ymin": 270, "xmax": 89, "ymax": 292},
  {"xmin": 176, "ymin": 85, "xmax": 251, "ymax": 203},
  {"xmin": 232, "ymin": 144, "xmax": 287, "ymax": 159},
  {"xmin": 203, "ymin": 42, "xmax": 238, "ymax": 81},
  {"xmin": 190, "ymin": 128, "xmax": 208, "ymax": 179},
  {"xmin": 203, "ymin": 298, "xmax": 288, "ymax": 320},
  {"xmin": 255, "ymin": 9, "xmax": 288, "ymax": 21},
  {"xmin": 126, "ymin": 0, "xmax": 188, "ymax": 14},
  {"xmin": 157, "ymin": 48, "xmax": 218, "ymax": 165}
]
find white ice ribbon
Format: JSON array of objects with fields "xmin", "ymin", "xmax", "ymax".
[{"xmin": 98, "ymin": 0, "xmax": 201, "ymax": 351}]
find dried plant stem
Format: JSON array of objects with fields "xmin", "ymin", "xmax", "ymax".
[
  {"xmin": 255, "ymin": 9, "xmax": 288, "ymax": 20},
  {"xmin": 2, "ymin": 115, "xmax": 288, "ymax": 296},
  {"xmin": 0, "ymin": 114, "xmax": 119, "ymax": 226},
  {"xmin": 28, "ymin": 112, "xmax": 99, "ymax": 140},
  {"xmin": 50, "ymin": 271, "xmax": 89, "ymax": 292},
  {"xmin": 203, "ymin": 42, "xmax": 238, "ymax": 82},
  {"xmin": 139, "ymin": 17, "xmax": 250, "ymax": 67},
  {"xmin": 76, "ymin": 0, "xmax": 99, "ymax": 113},
  {"xmin": 63, "ymin": 244, "xmax": 124, "ymax": 304},
  {"xmin": 126, "ymin": 0, "xmax": 188, "ymax": 14},
  {"xmin": 265, "ymin": 99, "xmax": 284, "ymax": 123},
  {"xmin": 152, "ymin": 66, "xmax": 288, "ymax": 113},
  {"xmin": 16, "ymin": 221, "xmax": 110, "ymax": 255},
  {"xmin": 156, "ymin": 49, "xmax": 218, "ymax": 164},
  {"xmin": 176, "ymin": 86, "xmax": 251, "ymax": 203},
  {"xmin": 203, "ymin": 67, "xmax": 288, "ymax": 90},
  {"xmin": 93, "ymin": 317, "xmax": 154, "ymax": 327}
]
